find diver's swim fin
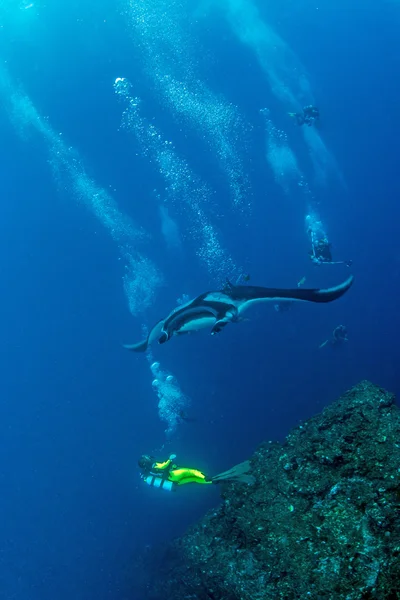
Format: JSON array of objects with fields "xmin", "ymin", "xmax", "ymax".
[{"xmin": 211, "ymin": 460, "xmax": 255, "ymax": 486}]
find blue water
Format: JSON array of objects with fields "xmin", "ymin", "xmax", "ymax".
[{"xmin": 1, "ymin": 1, "xmax": 399, "ymax": 598}]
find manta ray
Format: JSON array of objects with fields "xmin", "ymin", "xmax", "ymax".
[{"xmin": 124, "ymin": 275, "xmax": 354, "ymax": 352}]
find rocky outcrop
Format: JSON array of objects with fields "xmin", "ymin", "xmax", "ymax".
[{"xmin": 134, "ymin": 381, "xmax": 400, "ymax": 599}]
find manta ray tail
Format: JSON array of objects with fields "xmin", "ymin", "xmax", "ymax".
[
  {"xmin": 123, "ymin": 339, "xmax": 149, "ymax": 352},
  {"xmin": 124, "ymin": 319, "xmax": 165, "ymax": 353}
]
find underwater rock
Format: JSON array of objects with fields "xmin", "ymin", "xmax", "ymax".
[{"xmin": 134, "ymin": 381, "xmax": 400, "ymax": 599}]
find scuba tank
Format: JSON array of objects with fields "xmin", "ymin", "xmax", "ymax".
[{"xmin": 144, "ymin": 474, "xmax": 174, "ymax": 492}]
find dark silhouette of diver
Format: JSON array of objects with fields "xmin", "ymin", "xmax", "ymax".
[
  {"xmin": 177, "ymin": 410, "xmax": 197, "ymax": 424},
  {"xmin": 289, "ymin": 105, "xmax": 320, "ymax": 127},
  {"xmin": 309, "ymin": 237, "xmax": 353, "ymax": 267},
  {"xmin": 319, "ymin": 324, "xmax": 349, "ymax": 349},
  {"xmin": 309, "ymin": 237, "xmax": 333, "ymax": 264}
]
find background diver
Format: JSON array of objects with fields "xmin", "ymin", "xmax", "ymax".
[
  {"xmin": 319, "ymin": 324, "xmax": 349, "ymax": 349},
  {"xmin": 177, "ymin": 409, "xmax": 197, "ymax": 424},
  {"xmin": 309, "ymin": 238, "xmax": 353, "ymax": 267},
  {"xmin": 289, "ymin": 105, "xmax": 320, "ymax": 127},
  {"xmin": 138, "ymin": 453, "xmax": 255, "ymax": 492},
  {"xmin": 309, "ymin": 237, "xmax": 333, "ymax": 264}
]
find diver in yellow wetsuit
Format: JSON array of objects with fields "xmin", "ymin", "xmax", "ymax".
[{"xmin": 138, "ymin": 454, "xmax": 254, "ymax": 492}]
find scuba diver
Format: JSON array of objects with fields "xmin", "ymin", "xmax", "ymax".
[
  {"xmin": 289, "ymin": 105, "xmax": 320, "ymax": 127},
  {"xmin": 309, "ymin": 237, "xmax": 333, "ymax": 265},
  {"xmin": 332, "ymin": 324, "xmax": 349, "ymax": 345},
  {"xmin": 138, "ymin": 453, "xmax": 255, "ymax": 492},
  {"xmin": 319, "ymin": 324, "xmax": 349, "ymax": 349},
  {"xmin": 306, "ymin": 213, "xmax": 352, "ymax": 267},
  {"xmin": 177, "ymin": 410, "xmax": 197, "ymax": 424},
  {"xmin": 308, "ymin": 237, "xmax": 353, "ymax": 267}
]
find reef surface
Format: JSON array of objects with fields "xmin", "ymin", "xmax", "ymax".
[{"xmin": 133, "ymin": 381, "xmax": 400, "ymax": 599}]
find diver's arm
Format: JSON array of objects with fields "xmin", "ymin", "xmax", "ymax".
[{"xmin": 153, "ymin": 454, "xmax": 177, "ymax": 471}]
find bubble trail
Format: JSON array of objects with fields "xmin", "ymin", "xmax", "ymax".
[
  {"xmin": 0, "ymin": 65, "xmax": 163, "ymax": 316},
  {"xmin": 204, "ymin": 0, "xmax": 343, "ymax": 186},
  {"xmin": 260, "ymin": 108, "xmax": 301, "ymax": 195},
  {"xmin": 122, "ymin": 0, "xmax": 251, "ymax": 211},
  {"xmin": 147, "ymin": 352, "xmax": 191, "ymax": 439},
  {"xmin": 260, "ymin": 108, "xmax": 333, "ymax": 260},
  {"xmin": 114, "ymin": 76, "xmax": 241, "ymax": 286}
]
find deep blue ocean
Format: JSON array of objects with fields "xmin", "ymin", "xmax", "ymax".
[{"xmin": 1, "ymin": 1, "xmax": 399, "ymax": 598}]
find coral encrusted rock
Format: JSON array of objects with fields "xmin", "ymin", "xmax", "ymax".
[{"xmin": 134, "ymin": 381, "xmax": 400, "ymax": 600}]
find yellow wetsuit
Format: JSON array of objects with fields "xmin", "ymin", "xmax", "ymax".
[{"xmin": 152, "ymin": 458, "xmax": 212, "ymax": 486}]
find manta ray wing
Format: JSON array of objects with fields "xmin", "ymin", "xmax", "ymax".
[
  {"xmin": 226, "ymin": 276, "xmax": 354, "ymax": 315},
  {"xmin": 291, "ymin": 276, "xmax": 354, "ymax": 303}
]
